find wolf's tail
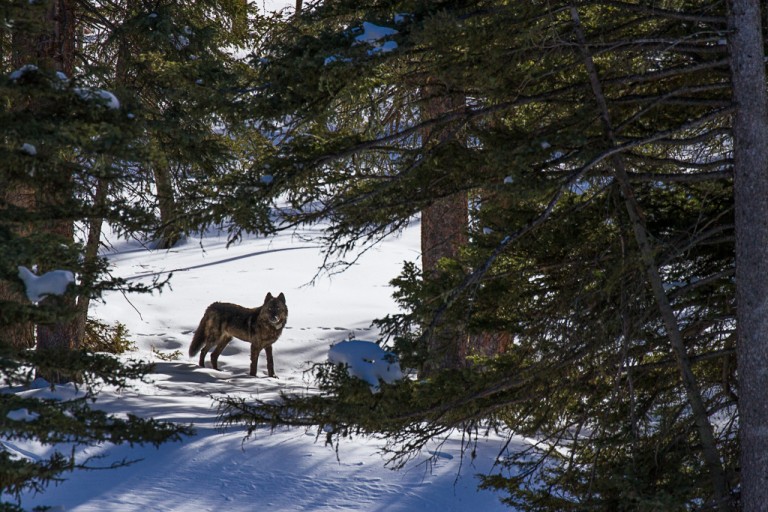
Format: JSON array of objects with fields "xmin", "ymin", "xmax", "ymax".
[{"xmin": 189, "ymin": 314, "xmax": 208, "ymax": 357}]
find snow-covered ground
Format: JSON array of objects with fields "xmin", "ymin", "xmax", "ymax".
[{"xmin": 15, "ymin": 221, "xmax": 518, "ymax": 511}]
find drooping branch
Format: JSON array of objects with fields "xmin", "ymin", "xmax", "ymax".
[{"xmin": 569, "ymin": 5, "xmax": 729, "ymax": 508}]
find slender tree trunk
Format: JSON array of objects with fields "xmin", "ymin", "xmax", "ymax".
[
  {"xmin": 73, "ymin": 178, "xmax": 108, "ymax": 344},
  {"xmin": 570, "ymin": 7, "xmax": 729, "ymax": 508},
  {"xmin": 153, "ymin": 165, "xmax": 181, "ymax": 249},
  {"xmin": 115, "ymin": 1, "xmax": 179, "ymax": 253},
  {"xmin": 728, "ymin": 0, "xmax": 768, "ymax": 509}
]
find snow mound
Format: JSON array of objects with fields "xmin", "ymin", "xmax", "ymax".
[
  {"xmin": 74, "ymin": 87, "xmax": 121, "ymax": 109},
  {"xmin": 17, "ymin": 266, "xmax": 75, "ymax": 303},
  {"xmin": 328, "ymin": 340, "xmax": 403, "ymax": 393}
]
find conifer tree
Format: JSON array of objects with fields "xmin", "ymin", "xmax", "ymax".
[
  {"xmin": 218, "ymin": 1, "xmax": 742, "ymax": 509},
  {"xmin": 0, "ymin": 0, "xmax": 250, "ymax": 500},
  {"xmin": 76, "ymin": 0, "xmax": 259, "ymax": 247}
]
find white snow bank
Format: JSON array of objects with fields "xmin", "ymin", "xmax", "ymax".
[{"xmin": 328, "ymin": 340, "xmax": 403, "ymax": 393}]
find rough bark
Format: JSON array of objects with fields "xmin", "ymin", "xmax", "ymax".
[
  {"xmin": 1, "ymin": 1, "xmax": 75, "ymax": 349},
  {"xmin": 35, "ymin": 0, "xmax": 77, "ymax": 355},
  {"xmin": 729, "ymin": 0, "xmax": 768, "ymax": 509},
  {"xmin": 570, "ymin": 6, "xmax": 729, "ymax": 507},
  {"xmin": 419, "ymin": 84, "xmax": 469, "ymax": 375},
  {"xmin": 421, "ymin": 195, "xmax": 468, "ymax": 278}
]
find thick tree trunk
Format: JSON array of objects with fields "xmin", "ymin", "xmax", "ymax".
[
  {"xmin": 420, "ymin": 192, "xmax": 468, "ymax": 373},
  {"xmin": 0, "ymin": 173, "xmax": 36, "ymax": 347},
  {"xmin": 419, "ymin": 84, "xmax": 469, "ymax": 375},
  {"xmin": 12, "ymin": 0, "xmax": 76, "ymax": 72},
  {"xmin": 421, "ymin": 196, "xmax": 468, "ymax": 278},
  {"xmin": 729, "ymin": 0, "xmax": 768, "ymax": 509},
  {"xmin": 36, "ymin": 183, "xmax": 78, "ymax": 383},
  {"xmin": 14, "ymin": 0, "xmax": 79, "ymax": 381},
  {"xmin": 1, "ymin": 0, "xmax": 75, "ymax": 349}
]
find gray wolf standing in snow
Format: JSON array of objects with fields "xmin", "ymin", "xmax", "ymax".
[{"xmin": 189, "ymin": 293, "xmax": 288, "ymax": 377}]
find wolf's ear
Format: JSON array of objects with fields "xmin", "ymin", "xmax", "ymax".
[
  {"xmin": 264, "ymin": 292, "xmax": 274, "ymax": 303},
  {"xmin": 277, "ymin": 292, "xmax": 286, "ymax": 303}
]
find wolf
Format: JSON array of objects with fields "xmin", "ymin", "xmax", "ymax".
[{"xmin": 188, "ymin": 292, "xmax": 288, "ymax": 377}]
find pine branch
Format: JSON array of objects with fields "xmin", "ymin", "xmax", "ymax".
[{"xmin": 569, "ymin": 5, "xmax": 730, "ymax": 506}]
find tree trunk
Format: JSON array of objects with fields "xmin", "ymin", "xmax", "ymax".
[
  {"xmin": 1, "ymin": 0, "xmax": 75, "ymax": 350},
  {"xmin": 36, "ymin": 183, "xmax": 78, "ymax": 383},
  {"xmin": 16, "ymin": 0, "xmax": 78, "ymax": 381},
  {"xmin": 421, "ymin": 195, "xmax": 468, "ymax": 280},
  {"xmin": 729, "ymin": 0, "xmax": 768, "ymax": 509},
  {"xmin": 0, "ymin": 184, "xmax": 36, "ymax": 348},
  {"xmin": 153, "ymin": 165, "xmax": 181, "ymax": 249},
  {"xmin": 0, "ymin": 169, "xmax": 36, "ymax": 348},
  {"xmin": 72, "ymin": 178, "xmax": 109, "ymax": 344},
  {"xmin": 419, "ymin": 83, "xmax": 469, "ymax": 376}
]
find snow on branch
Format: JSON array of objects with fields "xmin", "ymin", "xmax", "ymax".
[{"xmin": 17, "ymin": 266, "xmax": 75, "ymax": 304}]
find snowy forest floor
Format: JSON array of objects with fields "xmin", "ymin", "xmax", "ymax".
[{"xmin": 16, "ymin": 222, "xmax": 518, "ymax": 511}]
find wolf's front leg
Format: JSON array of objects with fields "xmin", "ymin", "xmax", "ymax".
[
  {"xmin": 250, "ymin": 344, "xmax": 261, "ymax": 376},
  {"xmin": 265, "ymin": 345, "xmax": 277, "ymax": 378}
]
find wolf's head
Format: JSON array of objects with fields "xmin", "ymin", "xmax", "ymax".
[{"xmin": 261, "ymin": 292, "xmax": 288, "ymax": 329}]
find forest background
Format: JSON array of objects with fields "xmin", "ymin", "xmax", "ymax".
[{"xmin": 1, "ymin": 1, "xmax": 767, "ymax": 510}]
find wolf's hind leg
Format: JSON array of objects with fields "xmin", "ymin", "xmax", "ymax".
[
  {"xmin": 198, "ymin": 346, "xmax": 208, "ymax": 368},
  {"xmin": 210, "ymin": 335, "xmax": 231, "ymax": 370}
]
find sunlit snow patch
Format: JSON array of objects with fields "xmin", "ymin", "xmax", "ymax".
[
  {"xmin": 17, "ymin": 266, "xmax": 75, "ymax": 304},
  {"xmin": 328, "ymin": 340, "xmax": 403, "ymax": 393}
]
